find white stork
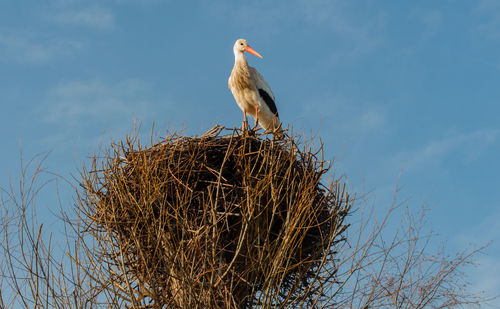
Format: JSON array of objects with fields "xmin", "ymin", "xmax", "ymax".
[{"xmin": 228, "ymin": 38, "xmax": 282, "ymax": 136}]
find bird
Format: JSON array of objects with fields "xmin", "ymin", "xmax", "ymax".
[{"xmin": 228, "ymin": 38, "xmax": 282, "ymax": 137}]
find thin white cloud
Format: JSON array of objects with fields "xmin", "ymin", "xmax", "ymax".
[
  {"xmin": 51, "ymin": 6, "xmax": 115, "ymax": 29},
  {"xmin": 470, "ymin": 255, "xmax": 500, "ymax": 306},
  {"xmin": 474, "ymin": 0, "xmax": 500, "ymax": 40},
  {"xmin": 410, "ymin": 8, "xmax": 442, "ymax": 37},
  {"xmin": 391, "ymin": 129, "xmax": 499, "ymax": 172},
  {"xmin": 44, "ymin": 78, "xmax": 154, "ymax": 123},
  {"xmin": 478, "ymin": 0, "xmax": 500, "ymax": 10},
  {"xmin": 52, "ymin": 0, "xmax": 167, "ymax": 4},
  {"xmin": 358, "ymin": 109, "xmax": 385, "ymax": 131},
  {"xmin": 455, "ymin": 208, "xmax": 500, "ymax": 305},
  {"xmin": 0, "ymin": 33, "xmax": 83, "ymax": 64},
  {"xmin": 457, "ymin": 211, "xmax": 500, "ymax": 249},
  {"xmin": 40, "ymin": 78, "xmax": 172, "ymax": 150},
  {"xmin": 302, "ymin": 95, "xmax": 386, "ymax": 137},
  {"xmin": 298, "ymin": 0, "xmax": 382, "ymax": 39},
  {"xmin": 211, "ymin": 0, "xmax": 383, "ymax": 52},
  {"xmin": 112, "ymin": 0, "xmax": 169, "ymax": 4}
]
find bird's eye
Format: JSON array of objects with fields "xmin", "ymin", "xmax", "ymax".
[{"xmin": 240, "ymin": 43, "xmax": 243, "ymax": 45}]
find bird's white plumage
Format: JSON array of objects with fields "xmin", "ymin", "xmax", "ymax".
[
  {"xmin": 249, "ymin": 67, "xmax": 274, "ymax": 102},
  {"xmin": 228, "ymin": 39, "xmax": 282, "ymax": 135}
]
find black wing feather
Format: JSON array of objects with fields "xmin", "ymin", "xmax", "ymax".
[{"xmin": 258, "ymin": 89, "xmax": 279, "ymax": 117}]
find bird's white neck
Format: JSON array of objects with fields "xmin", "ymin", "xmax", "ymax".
[{"xmin": 234, "ymin": 50, "xmax": 248, "ymax": 67}]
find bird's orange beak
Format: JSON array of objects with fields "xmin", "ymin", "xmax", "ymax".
[{"xmin": 245, "ymin": 45, "xmax": 263, "ymax": 58}]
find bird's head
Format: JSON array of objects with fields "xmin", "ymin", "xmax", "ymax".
[{"xmin": 234, "ymin": 38, "xmax": 263, "ymax": 58}]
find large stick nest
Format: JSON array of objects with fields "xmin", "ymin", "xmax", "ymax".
[{"xmin": 78, "ymin": 126, "xmax": 351, "ymax": 308}]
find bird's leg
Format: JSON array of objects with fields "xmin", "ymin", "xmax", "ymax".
[
  {"xmin": 242, "ymin": 110, "xmax": 249, "ymax": 132},
  {"xmin": 254, "ymin": 105, "xmax": 259, "ymax": 128}
]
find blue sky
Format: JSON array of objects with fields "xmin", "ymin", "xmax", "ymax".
[{"xmin": 1, "ymin": 0, "xmax": 499, "ymax": 303}]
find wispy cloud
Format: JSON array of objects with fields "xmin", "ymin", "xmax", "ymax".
[
  {"xmin": 40, "ymin": 78, "xmax": 171, "ymax": 150},
  {"xmin": 0, "ymin": 33, "xmax": 83, "ymax": 64},
  {"xmin": 390, "ymin": 129, "xmax": 499, "ymax": 172},
  {"xmin": 410, "ymin": 8, "xmax": 442, "ymax": 37},
  {"xmin": 51, "ymin": 6, "xmax": 115, "ymax": 29},
  {"xmin": 52, "ymin": 0, "xmax": 168, "ymax": 4},
  {"xmin": 302, "ymin": 95, "xmax": 387, "ymax": 137},
  {"xmin": 44, "ymin": 78, "xmax": 155, "ymax": 123},
  {"xmin": 211, "ymin": 0, "xmax": 383, "ymax": 53},
  {"xmin": 457, "ymin": 208, "xmax": 500, "ymax": 247},
  {"xmin": 477, "ymin": 0, "xmax": 500, "ymax": 11},
  {"xmin": 474, "ymin": 0, "xmax": 500, "ymax": 40},
  {"xmin": 455, "ymin": 208, "xmax": 500, "ymax": 304},
  {"xmin": 112, "ymin": 0, "xmax": 169, "ymax": 4},
  {"xmin": 469, "ymin": 255, "xmax": 500, "ymax": 305},
  {"xmin": 298, "ymin": 0, "xmax": 383, "ymax": 39}
]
